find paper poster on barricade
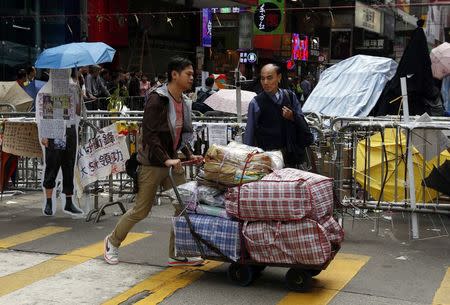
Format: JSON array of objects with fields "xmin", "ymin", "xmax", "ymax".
[
  {"xmin": 77, "ymin": 124, "xmax": 130, "ymax": 188},
  {"xmin": 51, "ymin": 69, "xmax": 70, "ymax": 95},
  {"xmin": 208, "ymin": 124, "xmax": 228, "ymax": 146},
  {"xmin": 37, "ymin": 93, "xmax": 76, "ymax": 139},
  {"xmin": 409, "ymin": 113, "xmax": 450, "ymax": 161},
  {"xmin": 2, "ymin": 121, "xmax": 43, "ymax": 158}
]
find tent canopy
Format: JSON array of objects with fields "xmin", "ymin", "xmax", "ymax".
[
  {"xmin": 0, "ymin": 82, "xmax": 33, "ymax": 112},
  {"xmin": 302, "ymin": 55, "xmax": 397, "ymax": 117}
]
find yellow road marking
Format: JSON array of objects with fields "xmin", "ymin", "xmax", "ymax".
[
  {"xmin": 102, "ymin": 261, "xmax": 222, "ymax": 305},
  {"xmin": 0, "ymin": 226, "xmax": 71, "ymax": 249},
  {"xmin": 0, "ymin": 232, "xmax": 150, "ymax": 297},
  {"xmin": 277, "ymin": 253, "xmax": 370, "ymax": 305},
  {"xmin": 433, "ymin": 267, "xmax": 450, "ymax": 305}
]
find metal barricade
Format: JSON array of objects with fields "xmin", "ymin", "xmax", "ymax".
[{"xmin": 329, "ymin": 118, "xmax": 450, "ymax": 239}]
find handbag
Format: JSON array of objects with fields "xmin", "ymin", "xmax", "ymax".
[{"xmin": 283, "ymin": 89, "xmax": 314, "ymax": 148}]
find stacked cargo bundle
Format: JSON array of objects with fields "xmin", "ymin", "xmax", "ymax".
[
  {"xmin": 196, "ymin": 142, "xmax": 283, "ymax": 188},
  {"xmin": 173, "ymin": 142, "xmax": 283, "ymax": 262},
  {"xmin": 225, "ymin": 168, "xmax": 343, "ymax": 266}
]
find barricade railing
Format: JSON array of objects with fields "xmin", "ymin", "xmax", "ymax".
[
  {"xmin": 326, "ymin": 118, "xmax": 450, "ymax": 239},
  {"xmin": 1, "ymin": 109, "xmax": 328, "ymax": 223},
  {"xmin": 85, "ymin": 96, "xmax": 145, "ymax": 111}
]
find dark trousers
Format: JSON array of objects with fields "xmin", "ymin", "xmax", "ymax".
[{"xmin": 43, "ymin": 127, "xmax": 77, "ymax": 195}]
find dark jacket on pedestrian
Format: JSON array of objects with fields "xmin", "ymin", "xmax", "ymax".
[{"xmin": 137, "ymin": 85, "xmax": 193, "ymax": 167}]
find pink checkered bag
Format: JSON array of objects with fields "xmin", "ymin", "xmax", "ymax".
[
  {"xmin": 242, "ymin": 219, "xmax": 333, "ymax": 265},
  {"xmin": 321, "ymin": 216, "xmax": 344, "ymax": 245},
  {"xmin": 225, "ymin": 168, "xmax": 334, "ymax": 221}
]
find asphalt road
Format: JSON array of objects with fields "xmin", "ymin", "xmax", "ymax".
[{"xmin": 0, "ymin": 191, "xmax": 449, "ymax": 305}]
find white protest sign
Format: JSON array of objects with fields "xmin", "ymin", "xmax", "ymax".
[{"xmin": 77, "ymin": 124, "xmax": 130, "ymax": 188}]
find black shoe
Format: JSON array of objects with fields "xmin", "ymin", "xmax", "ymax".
[
  {"xmin": 64, "ymin": 202, "xmax": 82, "ymax": 214},
  {"xmin": 44, "ymin": 200, "xmax": 53, "ymax": 216}
]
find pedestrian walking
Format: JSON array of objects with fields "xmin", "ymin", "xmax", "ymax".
[{"xmin": 104, "ymin": 56, "xmax": 203, "ymax": 266}]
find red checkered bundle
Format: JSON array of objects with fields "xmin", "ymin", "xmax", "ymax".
[
  {"xmin": 225, "ymin": 168, "xmax": 334, "ymax": 221},
  {"xmin": 225, "ymin": 168, "xmax": 344, "ymax": 265},
  {"xmin": 242, "ymin": 219, "xmax": 338, "ymax": 265},
  {"xmin": 243, "ymin": 217, "xmax": 340, "ymax": 265}
]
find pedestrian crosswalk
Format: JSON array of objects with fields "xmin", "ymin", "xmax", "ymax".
[
  {"xmin": 276, "ymin": 254, "xmax": 370, "ymax": 305},
  {"xmin": 0, "ymin": 226, "xmax": 448, "ymax": 305}
]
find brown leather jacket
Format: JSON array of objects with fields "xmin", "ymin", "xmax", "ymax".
[{"xmin": 137, "ymin": 85, "xmax": 193, "ymax": 167}]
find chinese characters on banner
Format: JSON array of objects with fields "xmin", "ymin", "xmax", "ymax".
[
  {"xmin": 202, "ymin": 8, "xmax": 212, "ymax": 47},
  {"xmin": 77, "ymin": 124, "xmax": 130, "ymax": 188},
  {"xmin": 2, "ymin": 121, "xmax": 43, "ymax": 158},
  {"xmin": 253, "ymin": 0, "xmax": 284, "ymax": 35}
]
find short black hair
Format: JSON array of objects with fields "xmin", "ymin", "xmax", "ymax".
[
  {"xmin": 167, "ymin": 56, "xmax": 193, "ymax": 82},
  {"xmin": 17, "ymin": 69, "xmax": 27, "ymax": 80},
  {"xmin": 205, "ymin": 76, "xmax": 214, "ymax": 87}
]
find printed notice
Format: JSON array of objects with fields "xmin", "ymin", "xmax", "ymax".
[
  {"xmin": 208, "ymin": 124, "xmax": 228, "ymax": 146},
  {"xmin": 51, "ymin": 69, "xmax": 70, "ymax": 95},
  {"xmin": 39, "ymin": 119, "xmax": 65, "ymax": 139}
]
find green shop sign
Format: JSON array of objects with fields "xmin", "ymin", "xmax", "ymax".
[{"xmin": 253, "ymin": 0, "xmax": 285, "ymax": 35}]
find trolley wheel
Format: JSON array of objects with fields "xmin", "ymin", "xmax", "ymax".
[
  {"xmin": 252, "ymin": 265, "xmax": 266, "ymax": 275},
  {"xmin": 228, "ymin": 263, "xmax": 254, "ymax": 286},
  {"xmin": 306, "ymin": 269, "xmax": 322, "ymax": 277},
  {"xmin": 285, "ymin": 268, "xmax": 313, "ymax": 292}
]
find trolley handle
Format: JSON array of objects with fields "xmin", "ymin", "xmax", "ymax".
[{"xmin": 168, "ymin": 160, "xmax": 231, "ymax": 262}]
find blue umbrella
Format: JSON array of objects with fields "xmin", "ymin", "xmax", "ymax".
[{"xmin": 35, "ymin": 42, "xmax": 116, "ymax": 69}]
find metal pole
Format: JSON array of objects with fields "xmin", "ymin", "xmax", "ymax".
[
  {"xmin": 235, "ymin": 69, "xmax": 242, "ymax": 124},
  {"xmin": 400, "ymin": 76, "xmax": 419, "ymax": 239}
]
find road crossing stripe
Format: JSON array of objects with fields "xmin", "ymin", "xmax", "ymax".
[
  {"xmin": 0, "ymin": 232, "xmax": 150, "ymax": 297},
  {"xmin": 102, "ymin": 261, "xmax": 223, "ymax": 305},
  {"xmin": 0, "ymin": 226, "xmax": 71, "ymax": 249},
  {"xmin": 277, "ymin": 253, "xmax": 370, "ymax": 305},
  {"xmin": 432, "ymin": 267, "xmax": 450, "ymax": 305}
]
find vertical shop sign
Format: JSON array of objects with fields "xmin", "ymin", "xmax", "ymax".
[
  {"xmin": 239, "ymin": 12, "xmax": 254, "ymax": 50},
  {"xmin": 202, "ymin": 8, "xmax": 213, "ymax": 47}
]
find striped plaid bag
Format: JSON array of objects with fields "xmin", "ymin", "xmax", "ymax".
[
  {"xmin": 173, "ymin": 214, "xmax": 241, "ymax": 261},
  {"xmin": 225, "ymin": 168, "xmax": 334, "ymax": 221},
  {"xmin": 242, "ymin": 218, "xmax": 333, "ymax": 265}
]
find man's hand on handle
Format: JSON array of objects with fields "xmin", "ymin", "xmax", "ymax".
[{"xmin": 164, "ymin": 159, "xmax": 183, "ymax": 173}]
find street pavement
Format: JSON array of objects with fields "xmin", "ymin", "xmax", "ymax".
[{"xmin": 0, "ymin": 191, "xmax": 449, "ymax": 305}]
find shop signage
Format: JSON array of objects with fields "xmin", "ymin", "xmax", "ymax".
[
  {"xmin": 202, "ymin": 8, "xmax": 213, "ymax": 47},
  {"xmin": 309, "ymin": 36, "xmax": 320, "ymax": 58},
  {"xmin": 239, "ymin": 12, "xmax": 254, "ymax": 50},
  {"xmin": 361, "ymin": 39, "xmax": 385, "ymax": 50},
  {"xmin": 253, "ymin": 0, "xmax": 285, "ymax": 35},
  {"xmin": 240, "ymin": 52, "xmax": 258, "ymax": 63},
  {"xmin": 210, "ymin": 7, "xmax": 244, "ymax": 14},
  {"xmin": 355, "ymin": 1, "xmax": 382, "ymax": 34}
]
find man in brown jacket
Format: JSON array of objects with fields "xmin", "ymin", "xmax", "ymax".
[{"xmin": 104, "ymin": 57, "xmax": 203, "ymax": 266}]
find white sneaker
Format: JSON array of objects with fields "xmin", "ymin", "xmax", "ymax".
[
  {"xmin": 168, "ymin": 257, "xmax": 204, "ymax": 266},
  {"xmin": 104, "ymin": 235, "xmax": 119, "ymax": 265}
]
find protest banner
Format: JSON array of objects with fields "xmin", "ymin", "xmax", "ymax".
[{"xmin": 77, "ymin": 124, "xmax": 130, "ymax": 188}]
